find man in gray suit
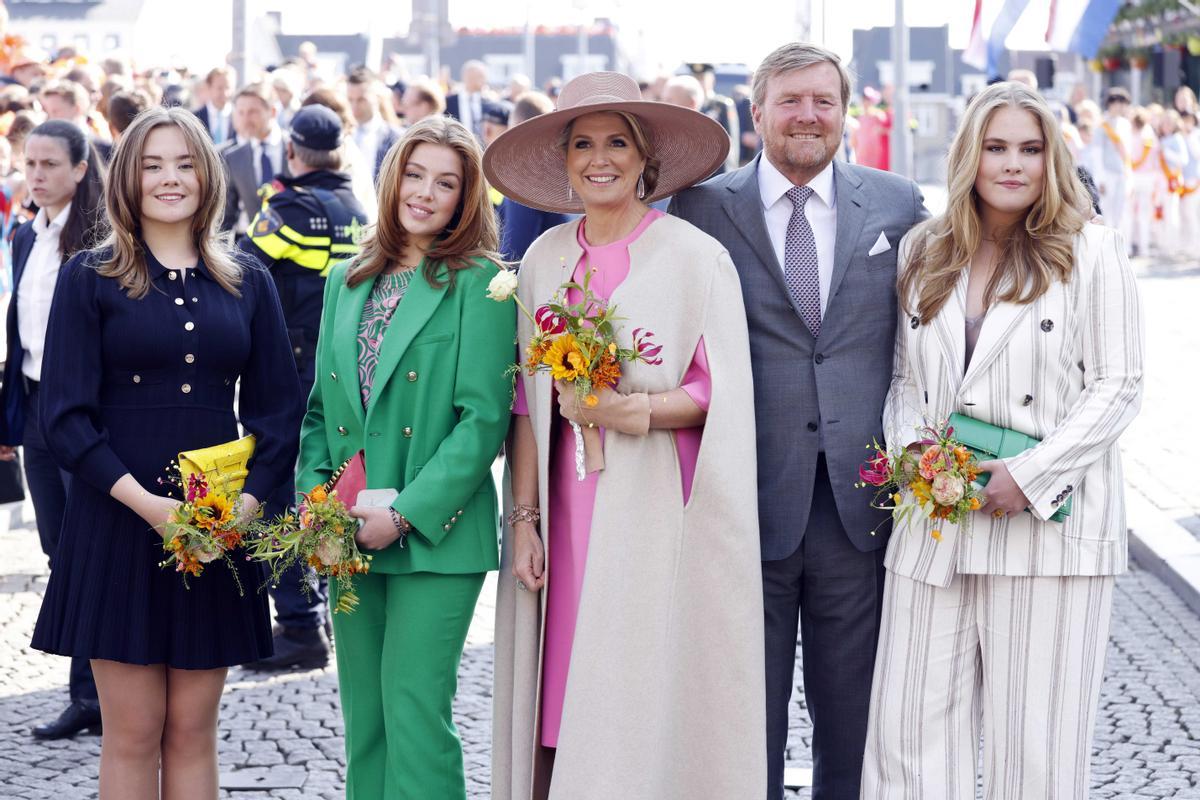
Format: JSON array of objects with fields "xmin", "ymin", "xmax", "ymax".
[
  {"xmin": 670, "ymin": 42, "xmax": 929, "ymax": 800},
  {"xmin": 220, "ymin": 82, "xmax": 290, "ymax": 234}
]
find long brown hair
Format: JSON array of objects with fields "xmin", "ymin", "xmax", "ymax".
[
  {"xmin": 346, "ymin": 115, "xmax": 499, "ymax": 289},
  {"xmin": 898, "ymin": 82, "xmax": 1090, "ymax": 323},
  {"xmin": 96, "ymin": 106, "xmax": 241, "ymax": 298}
]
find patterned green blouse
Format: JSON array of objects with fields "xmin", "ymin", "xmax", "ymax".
[{"xmin": 356, "ymin": 270, "xmax": 414, "ymax": 408}]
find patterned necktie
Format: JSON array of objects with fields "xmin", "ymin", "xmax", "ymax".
[{"xmin": 784, "ymin": 185, "xmax": 822, "ymax": 337}]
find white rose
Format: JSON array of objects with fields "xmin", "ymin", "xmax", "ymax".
[
  {"xmin": 931, "ymin": 472, "xmax": 965, "ymax": 506},
  {"xmin": 315, "ymin": 536, "xmax": 345, "ymax": 567},
  {"xmin": 486, "ymin": 269, "xmax": 519, "ymax": 301}
]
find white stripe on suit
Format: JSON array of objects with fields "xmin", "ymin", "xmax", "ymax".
[
  {"xmin": 861, "ymin": 572, "xmax": 1114, "ymax": 800},
  {"xmin": 862, "ymin": 223, "xmax": 1144, "ymax": 798}
]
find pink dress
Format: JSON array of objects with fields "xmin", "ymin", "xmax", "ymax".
[{"xmin": 512, "ymin": 209, "xmax": 712, "ymax": 747}]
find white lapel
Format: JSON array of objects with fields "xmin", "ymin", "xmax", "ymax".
[{"xmin": 929, "ymin": 267, "xmax": 968, "ymax": 396}]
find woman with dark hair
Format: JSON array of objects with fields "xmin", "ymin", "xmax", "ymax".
[
  {"xmin": 29, "ymin": 106, "xmax": 302, "ymax": 798},
  {"xmin": 0, "ymin": 119, "xmax": 106, "ymax": 740},
  {"xmin": 295, "ymin": 114, "xmax": 514, "ymax": 798}
]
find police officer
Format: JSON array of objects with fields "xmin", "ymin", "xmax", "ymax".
[{"xmin": 240, "ymin": 103, "xmax": 368, "ymax": 670}]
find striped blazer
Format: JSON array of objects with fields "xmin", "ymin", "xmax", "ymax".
[{"xmin": 882, "ymin": 223, "xmax": 1144, "ymax": 588}]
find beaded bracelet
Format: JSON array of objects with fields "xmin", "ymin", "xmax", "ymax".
[
  {"xmin": 507, "ymin": 503, "xmax": 541, "ymax": 526},
  {"xmin": 388, "ymin": 507, "xmax": 412, "ymax": 549}
]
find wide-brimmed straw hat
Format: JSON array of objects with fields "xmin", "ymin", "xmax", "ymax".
[{"xmin": 482, "ymin": 71, "xmax": 730, "ymax": 214}]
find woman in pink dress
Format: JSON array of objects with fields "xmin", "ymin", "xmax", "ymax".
[{"xmin": 485, "ymin": 72, "xmax": 765, "ymax": 800}]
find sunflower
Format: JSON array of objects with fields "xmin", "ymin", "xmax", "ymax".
[
  {"xmin": 542, "ymin": 334, "xmax": 590, "ymax": 381},
  {"xmin": 193, "ymin": 492, "xmax": 235, "ymax": 531}
]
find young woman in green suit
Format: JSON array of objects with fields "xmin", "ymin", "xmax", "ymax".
[{"xmin": 296, "ymin": 116, "xmax": 515, "ymax": 799}]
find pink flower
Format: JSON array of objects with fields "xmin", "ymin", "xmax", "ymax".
[
  {"xmin": 186, "ymin": 474, "xmax": 208, "ymax": 503},
  {"xmin": 858, "ymin": 452, "xmax": 892, "ymax": 487},
  {"xmin": 918, "ymin": 445, "xmax": 947, "ymax": 481},
  {"xmin": 931, "ymin": 472, "xmax": 965, "ymax": 505},
  {"xmin": 633, "ymin": 328, "xmax": 664, "ymax": 365},
  {"xmin": 535, "ymin": 305, "xmax": 567, "ymax": 334}
]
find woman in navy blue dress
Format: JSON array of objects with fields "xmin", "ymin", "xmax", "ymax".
[{"xmin": 30, "ymin": 107, "xmax": 302, "ymax": 799}]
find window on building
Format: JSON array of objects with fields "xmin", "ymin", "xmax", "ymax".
[
  {"xmin": 74, "ymin": 34, "xmax": 90, "ymax": 51},
  {"xmin": 103, "ymin": 34, "xmax": 121, "ymax": 51}
]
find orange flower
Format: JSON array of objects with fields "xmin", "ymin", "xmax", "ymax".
[
  {"xmin": 954, "ymin": 446, "xmax": 972, "ymax": 467},
  {"xmin": 309, "ymin": 485, "xmax": 328, "ymax": 504},
  {"xmin": 969, "ymin": 497, "xmax": 982, "ymax": 511},
  {"xmin": 584, "ymin": 394, "xmax": 599, "ymax": 407},
  {"xmin": 918, "ymin": 445, "xmax": 947, "ymax": 480},
  {"xmin": 525, "ymin": 338, "xmax": 551, "ymax": 374},
  {"xmin": 930, "ymin": 529, "xmax": 943, "ymax": 542},
  {"xmin": 590, "ymin": 352, "xmax": 622, "ymax": 392}
]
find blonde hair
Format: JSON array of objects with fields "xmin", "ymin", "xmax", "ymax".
[
  {"xmin": 898, "ymin": 82, "xmax": 1089, "ymax": 323},
  {"xmin": 346, "ymin": 115, "xmax": 499, "ymax": 289},
  {"xmin": 97, "ymin": 106, "xmax": 241, "ymax": 298},
  {"xmin": 752, "ymin": 42, "xmax": 853, "ymax": 109}
]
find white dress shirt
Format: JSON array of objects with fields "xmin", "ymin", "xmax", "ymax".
[
  {"xmin": 252, "ymin": 126, "xmax": 285, "ymax": 186},
  {"xmin": 18, "ymin": 204, "xmax": 71, "ymax": 382},
  {"xmin": 206, "ymin": 102, "xmax": 232, "ymax": 145},
  {"xmin": 353, "ymin": 116, "xmax": 384, "ymax": 166},
  {"xmin": 758, "ymin": 155, "xmax": 837, "ymax": 315}
]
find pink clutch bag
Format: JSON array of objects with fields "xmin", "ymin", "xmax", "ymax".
[{"xmin": 328, "ymin": 450, "xmax": 366, "ymax": 508}]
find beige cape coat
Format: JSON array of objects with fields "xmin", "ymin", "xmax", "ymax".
[{"xmin": 492, "ymin": 214, "xmax": 766, "ymax": 800}]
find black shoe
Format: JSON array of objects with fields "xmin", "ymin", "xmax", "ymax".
[
  {"xmin": 244, "ymin": 626, "xmax": 330, "ymax": 671},
  {"xmin": 32, "ymin": 701, "xmax": 102, "ymax": 740}
]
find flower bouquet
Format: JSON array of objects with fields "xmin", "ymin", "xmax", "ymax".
[
  {"xmin": 246, "ymin": 484, "xmax": 372, "ymax": 614},
  {"xmin": 157, "ymin": 468, "xmax": 256, "ymax": 592},
  {"xmin": 856, "ymin": 421, "xmax": 984, "ymax": 542},
  {"xmin": 487, "ymin": 266, "xmax": 663, "ymax": 479}
]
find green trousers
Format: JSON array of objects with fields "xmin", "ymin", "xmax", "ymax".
[{"xmin": 333, "ymin": 570, "xmax": 485, "ymax": 800}]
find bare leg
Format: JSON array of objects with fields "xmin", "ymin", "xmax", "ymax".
[
  {"xmin": 93, "ymin": 659, "xmax": 167, "ymax": 800},
  {"xmin": 160, "ymin": 666, "xmax": 227, "ymax": 800}
]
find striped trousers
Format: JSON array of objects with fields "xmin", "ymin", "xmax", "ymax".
[{"xmin": 861, "ymin": 571, "xmax": 1115, "ymax": 800}]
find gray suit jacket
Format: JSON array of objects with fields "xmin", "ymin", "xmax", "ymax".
[
  {"xmin": 220, "ymin": 137, "xmax": 291, "ymax": 233},
  {"xmin": 670, "ymin": 156, "xmax": 929, "ymax": 559}
]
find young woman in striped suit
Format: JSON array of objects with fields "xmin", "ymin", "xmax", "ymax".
[{"xmin": 861, "ymin": 82, "xmax": 1144, "ymax": 799}]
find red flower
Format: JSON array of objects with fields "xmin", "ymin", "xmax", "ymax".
[
  {"xmin": 632, "ymin": 328, "xmax": 664, "ymax": 365},
  {"xmin": 535, "ymin": 305, "xmax": 567, "ymax": 334},
  {"xmin": 858, "ymin": 452, "xmax": 892, "ymax": 487}
]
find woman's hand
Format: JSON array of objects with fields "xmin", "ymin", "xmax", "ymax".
[
  {"xmin": 238, "ymin": 492, "xmax": 261, "ymax": 526},
  {"xmin": 554, "ymin": 381, "xmax": 650, "ymax": 435},
  {"xmin": 350, "ymin": 505, "xmax": 402, "ymax": 550},
  {"xmin": 136, "ymin": 494, "xmax": 181, "ymax": 534},
  {"xmin": 511, "ymin": 521, "xmax": 545, "ymax": 591},
  {"xmin": 977, "ymin": 459, "xmax": 1032, "ymax": 517}
]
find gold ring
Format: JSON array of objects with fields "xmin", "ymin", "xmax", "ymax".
[{"xmin": 588, "ymin": 422, "xmax": 595, "ymax": 429}]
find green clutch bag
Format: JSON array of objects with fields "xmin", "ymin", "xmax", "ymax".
[{"xmin": 946, "ymin": 412, "xmax": 1071, "ymax": 523}]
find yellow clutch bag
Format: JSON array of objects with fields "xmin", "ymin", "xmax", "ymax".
[{"xmin": 177, "ymin": 434, "xmax": 257, "ymax": 494}]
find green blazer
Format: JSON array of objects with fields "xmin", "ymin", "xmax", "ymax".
[{"xmin": 297, "ymin": 257, "xmax": 515, "ymax": 574}]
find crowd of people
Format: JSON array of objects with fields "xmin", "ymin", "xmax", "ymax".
[{"xmin": 0, "ymin": 6, "xmax": 1156, "ymax": 799}]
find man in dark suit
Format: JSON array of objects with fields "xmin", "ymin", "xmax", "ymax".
[
  {"xmin": 193, "ymin": 66, "xmax": 236, "ymax": 145},
  {"xmin": 220, "ymin": 82, "xmax": 290, "ymax": 234},
  {"xmin": 37, "ymin": 79, "xmax": 112, "ymax": 163},
  {"xmin": 445, "ymin": 60, "xmax": 491, "ymax": 142},
  {"xmin": 670, "ymin": 42, "xmax": 929, "ymax": 800},
  {"xmin": 345, "ymin": 67, "xmax": 402, "ymax": 181}
]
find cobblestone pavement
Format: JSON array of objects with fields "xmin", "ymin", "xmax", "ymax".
[{"xmin": 2, "ymin": 258, "xmax": 1199, "ymax": 799}]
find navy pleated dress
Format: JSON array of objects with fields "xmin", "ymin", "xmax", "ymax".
[{"xmin": 30, "ymin": 246, "xmax": 303, "ymax": 669}]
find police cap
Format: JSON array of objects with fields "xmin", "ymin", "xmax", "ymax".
[{"xmin": 289, "ymin": 105, "xmax": 344, "ymax": 151}]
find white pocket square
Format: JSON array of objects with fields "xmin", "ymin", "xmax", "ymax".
[{"xmin": 868, "ymin": 231, "xmax": 891, "ymax": 256}]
